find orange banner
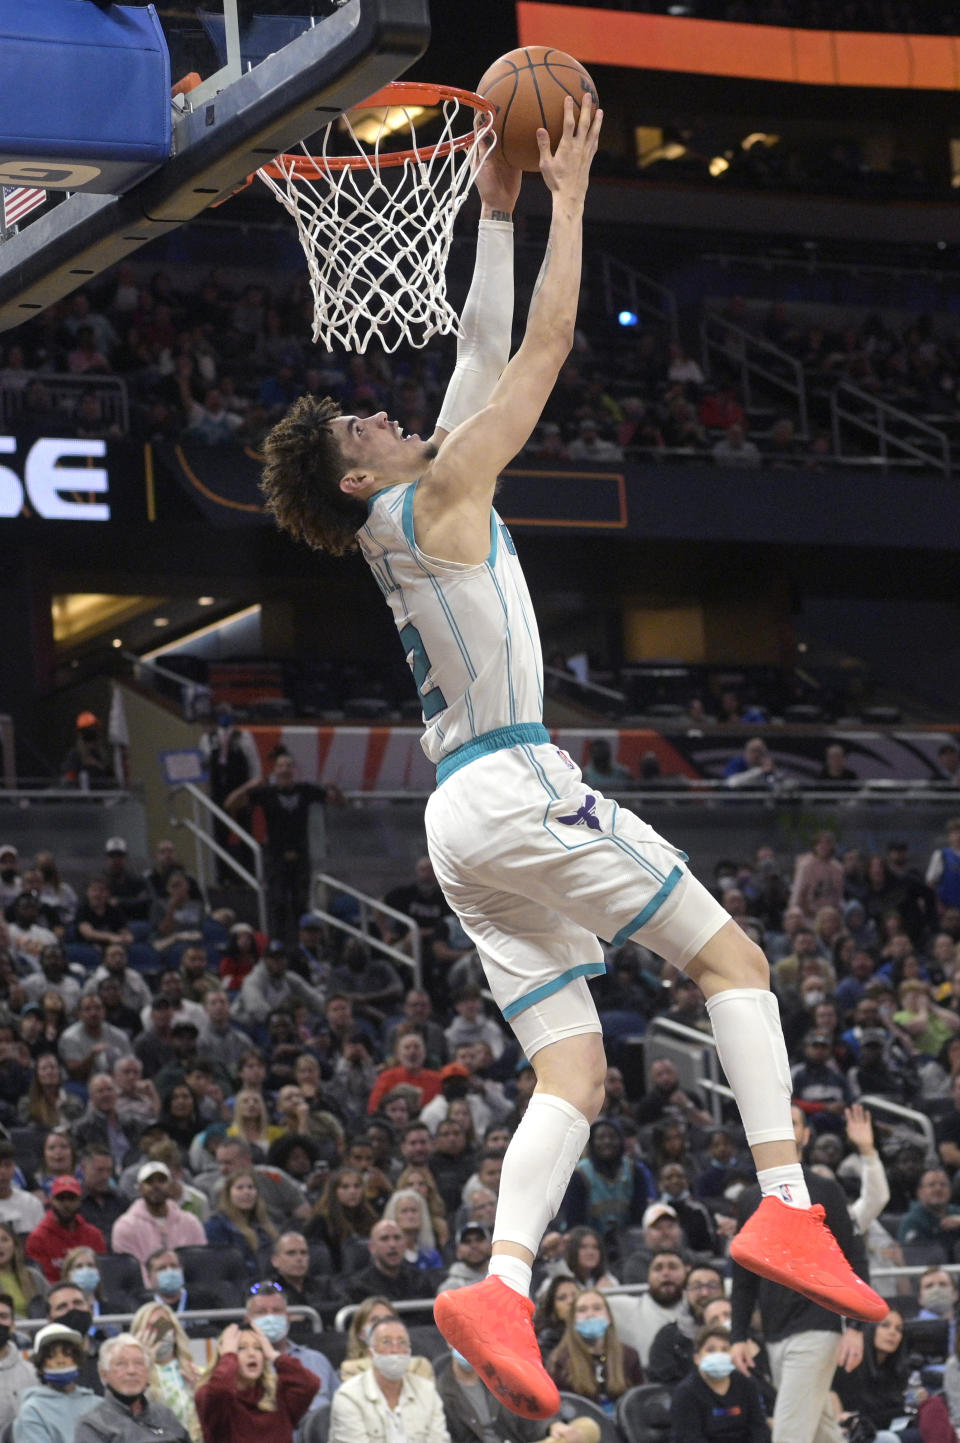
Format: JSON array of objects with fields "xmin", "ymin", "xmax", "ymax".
[{"xmin": 516, "ymin": 2, "xmax": 960, "ymax": 89}]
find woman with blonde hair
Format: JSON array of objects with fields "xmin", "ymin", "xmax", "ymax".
[
  {"xmin": 381, "ymin": 1188, "xmax": 443, "ymax": 1271},
  {"xmin": 196, "ymin": 1321, "xmax": 317, "ymax": 1443},
  {"xmin": 204, "ymin": 1171, "xmax": 277, "ymax": 1277},
  {"xmin": 226, "ymin": 1090, "xmax": 283, "ymax": 1157},
  {"xmin": 0, "ymin": 1222, "xmax": 47, "ymax": 1317},
  {"xmin": 340, "ymin": 1296, "xmax": 435, "ymax": 1382},
  {"xmin": 130, "ymin": 1300, "xmax": 201, "ymax": 1440},
  {"xmin": 61, "ymin": 1247, "xmax": 114, "ymax": 1330},
  {"xmin": 547, "ymin": 1288, "xmax": 642, "ymax": 1413},
  {"xmin": 395, "ymin": 1165, "xmax": 450, "ymax": 1248}
]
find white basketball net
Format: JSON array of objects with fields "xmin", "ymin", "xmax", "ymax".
[{"xmin": 257, "ymin": 89, "xmax": 495, "ymax": 354}]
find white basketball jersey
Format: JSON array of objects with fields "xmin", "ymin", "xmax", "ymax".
[{"xmin": 357, "ymin": 482, "xmax": 543, "ymax": 765}]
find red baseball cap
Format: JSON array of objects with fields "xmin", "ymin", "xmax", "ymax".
[
  {"xmin": 440, "ymin": 1063, "xmax": 470, "ymax": 1081},
  {"xmin": 50, "ymin": 1175, "xmax": 82, "ymax": 1197}
]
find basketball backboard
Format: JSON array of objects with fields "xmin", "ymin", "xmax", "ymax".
[{"xmin": 0, "ymin": 0, "xmax": 430, "ymax": 333}]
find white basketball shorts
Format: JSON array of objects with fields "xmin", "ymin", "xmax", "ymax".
[{"xmin": 425, "ymin": 727, "xmax": 730, "ymax": 1059}]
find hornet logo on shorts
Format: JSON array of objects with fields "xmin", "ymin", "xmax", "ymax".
[{"xmin": 556, "ymin": 794, "xmax": 602, "ymax": 831}]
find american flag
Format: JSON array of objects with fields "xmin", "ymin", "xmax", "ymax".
[{"xmin": 2, "ymin": 186, "xmax": 46, "ymax": 230}]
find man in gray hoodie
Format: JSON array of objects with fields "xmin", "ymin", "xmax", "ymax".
[
  {"xmin": 0, "ymin": 1291, "xmax": 36, "ymax": 1429},
  {"xmin": 437, "ymin": 1223, "xmax": 492, "ymax": 1293}
]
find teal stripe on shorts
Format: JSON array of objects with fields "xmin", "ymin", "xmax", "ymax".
[
  {"xmin": 502, "ymin": 962, "xmax": 607, "ymax": 1021},
  {"xmin": 611, "ymin": 864, "xmax": 685, "ymax": 946}
]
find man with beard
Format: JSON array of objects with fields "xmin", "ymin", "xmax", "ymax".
[
  {"xmin": 26, "ymin": 1177, "xmax": 106, "ymax": 1283},
  {"xmin": 647, "ymin": 1263, "xmax": 725, "ymax": 1383},
  {"xmin": 225, "ymin": 752, "xmax": 345, "ymax": 942},
  {"xmin": 607, "ymin": 1249, "xmax": 687, "ymax": 1366},
  {"xmin": 731, "ymin": 1104, "xmax": 868, "ymax": 1443},
  {"xmin": 328, "ymin": 937, "xmax": 403, "ymax": 1025},
  {"xmin": 561, "ymin": 1118, "xmax": 654, "ymax": 1236}
]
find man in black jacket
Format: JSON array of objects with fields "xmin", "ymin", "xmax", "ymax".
[
  {"xmin": 731, "ymin": 1104, "xmax": 868, "ymax": 1443},
  {"xmin": 647, "ymin": 1263, "xmax": 724, "ymax": 1384},
  {"xmin": 344, "ymin": 1219, "xmax": 439, "ymax": 1305}
]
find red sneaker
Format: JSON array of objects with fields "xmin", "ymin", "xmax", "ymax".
[
  {"xmin": 434, "ymin": 1276, "xmax": 561, "ymax": 1419},
  {"xmin": 730, "ymin": 1195, "xmax": 888, "ymax": 1322}
]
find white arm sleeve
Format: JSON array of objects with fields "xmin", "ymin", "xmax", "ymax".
[
  {"xmin": 850, "ymin": 1151, "xmax": 890, "ymax": 1233},
  {"xmin": 435, "ymin": 218, "xmax": 514, "ymax": 436}
]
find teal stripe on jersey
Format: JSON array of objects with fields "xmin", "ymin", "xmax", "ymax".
[
  {"xmin": 487, "ymin": 511, "xmax": 498, "ymax": 567},
  {"xmin": 436, "ymin": 722, "xmax": 550, "ymax": 785},
  {"xmin": 611, "ymin": 865, "xmax": 685, "ymax": 945},
  {"xmin": 502, "ymin": 962, "xmax": 607, "ymax": 1020}
]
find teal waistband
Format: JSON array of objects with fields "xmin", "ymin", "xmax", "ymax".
[{"xmin": 436, "ymin": 723, "xmax": 550, "ymax": 786}]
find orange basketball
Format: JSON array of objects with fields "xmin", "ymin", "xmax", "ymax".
[{"xmin": 476, "ymin": 46, "xmax": 599, "ymax": 173}]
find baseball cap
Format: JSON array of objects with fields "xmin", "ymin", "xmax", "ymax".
[
  {"xmin": 138, "ymin": 1162, "xmax": 171, "ymax": 1184},
  {"xmin": 859, "ymin": 1028, "xmax": 888, "ymax": 1045},
  {"xmin": 457, "ymin": 1222, "xmax": 491, "ymax": 1243},
  {"xmin": 805, "ymin": 1031, "xmax": 832, "ymax": 1045},
  {"xmin": 642, "ymin": 1202, "xmax": 678, "ymax": 1229},
  {"xmin": 0, "ymin": 844, "xmax": 16, "ymax": 860},
  {"xmin": 19, "ymin": 1003, "xmax": 42, "ymax": 1019},
  {"xmin": 76, "ymin": 711, "xmax": 99, "ymax": 729},
  {"xmin": 105, "ymin": 837, "xmax": 127, "ymax": 854},
  {"xmin": 50, "ymin": 1175, "xmax": 83, "ymax": 1197},
  {"xmin": 33, "ymin": 1323, "xmax": 84, "ymax": 1356},
  {"xmin": 299, "ymin": 913, "xmax": 324, "ymax": 929},
  {"xmin": 440, "ymin": 1063, "xmax": 470, "ymax": 1081}
]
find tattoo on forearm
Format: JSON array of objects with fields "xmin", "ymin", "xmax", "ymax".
[
  {"xmin": 489, "ymin": 210, "xmax": 512, "ymax": 223},
  {"xmin": 531, "ymin": 244, "xmax": 552, "ymax": 302}
]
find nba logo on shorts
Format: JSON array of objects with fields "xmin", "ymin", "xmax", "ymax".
[{"xmin": 555, "ymin": 748, "xmax": 575, "ymax": 770}]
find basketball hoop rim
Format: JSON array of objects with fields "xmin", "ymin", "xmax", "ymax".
[{"xmin": 257, "ymin": 81, "xmax": 496, "ymax": 177}]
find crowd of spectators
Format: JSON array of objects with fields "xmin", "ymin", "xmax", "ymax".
[
  {"xmin": 3, "ymin": 260, "xmax": 960, "ymax": 479},
  {"xmin": 0, "ymin": 814, "xmax": 959, "ymax": 1439}
]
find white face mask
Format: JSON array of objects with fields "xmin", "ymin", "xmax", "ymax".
[{"xmin": 373, "ymin": 1352, "xmax": 410, "ymax": 1381}]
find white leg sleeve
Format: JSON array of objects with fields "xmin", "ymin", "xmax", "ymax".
[
  {"xmin": 491, "ymin": 1092, "xmax": 590, "ymax": 1254},
  {"xmin": 435, "ymin": 219, "xmax": 514, "ymax": 436},
  {"xmin": 704, "ymin": 987, "xmax": 796, "ymax": 1146}
]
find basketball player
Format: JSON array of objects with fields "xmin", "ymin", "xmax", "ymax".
[{"xmin": 260, "ymin": 93, "xmax": 885, "ymax": 1419}]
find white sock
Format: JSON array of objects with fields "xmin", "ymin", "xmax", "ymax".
[
  {"xmin": 490, "ymin": 1092, "xmax": 590, "ymax": 1274},
  {"xmin": 488, "ymin": 1253, "xmax": 533, "ymax": 1297},
  {"xmin": 757, "ymin": 1162, "xmax": 811, "ymax": 1210},
  {"xmin": 704, "ymin": 985, "xmax": 799, "ymax": 1148}
]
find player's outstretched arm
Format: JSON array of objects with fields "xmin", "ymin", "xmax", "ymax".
[
  {"xmin": 416, "ymin": 95, "xmax": 601, "ymax": 560},
  {"xmin": 430, "ymin": 136, "xmax": 521, "ymax": 449}
]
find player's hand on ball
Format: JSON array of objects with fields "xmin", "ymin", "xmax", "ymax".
[
  {"xmin": 474, "ymin": 124, "xmax": 522, "ymax": 214},
  {"xmin": 537, "ymin": 92, "xmax": 602, "ymax": 198}
]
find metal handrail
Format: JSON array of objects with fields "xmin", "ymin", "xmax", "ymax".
[
  {"xmin": 169, "ymin": 781, "xmax": 267, "ymax": 933},
  {"xmin": 543, "ymin": 665, "xmax": 627, "ymax": 706},
  {"xmin": 314, "ymin": 873, "xmax": 422, "ymax": 991},
  {"xmin": 857, "ymin": 1094, "xmax": 937, "ymax": 1156},
  {"xmin": 701, "ymin": 312, "xmax": 809, "ymax": 436},
  {"xmin": 598, "ymin": 253, "xmax": 679, "ymax": 340},
  {"xmin": 123, "ymin": 650, "xmax": 212, "ymax": 721},
  {"xmin": 830, "ymin": 380, "xmax": 951, "ymax": 476},
  {"xmin": 334, "ymin": 1297, "xmax": 438, "ymax": 1332},
  {"xmin": 16, "ymin": 1305, "xmax": 322, "ymax": 1336}
]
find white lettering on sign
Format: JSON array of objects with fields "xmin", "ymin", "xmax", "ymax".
[
  {"xmin": 0, "ymin": 161, "xmax": 102, "ymax": 188},
  {"xmin": 0, "ymin": 437, "xmax": 110, "ymax": 520}
]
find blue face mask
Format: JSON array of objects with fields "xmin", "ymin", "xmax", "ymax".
[
  {"xmin": 42, "ymin": 1367, "xmax": 79, "ymax": 1390},
  {"xmin": 700, "ymin": 1352, "xmax": 735, "ymax": 1379},
  {"xmin": 155, "ymin": 1268, "xmax": 184, "ymax": 1295},
  {"xmin": 451, "ymin": 1349, "xmax": 474, "ymax": 1373},
  {"xmin": 254, "ymin": 1313, "xmax": 288, "ymax": 1344},
  {"xmin": 70, "ymin": 1267, "xmax": 100, "ymax": 1294},
  {"xmin": 575, "ymin": 1316, "xmax": 609, "ymax": 1342}
]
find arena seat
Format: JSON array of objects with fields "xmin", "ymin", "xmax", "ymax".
[{"xmin": 616, "ymin": 1383, "xmax": 674, "ymax": 1443}]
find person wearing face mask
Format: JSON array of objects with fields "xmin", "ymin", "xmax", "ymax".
[
  {"xmin": 330, "ymin": 1317, "xmax": 449, "ymax": 1443},
  {"xmin": 438, "ymin": 1341, "xmax": 601, "ymax": 1443},
  {"xmin": 670, "ymin": 1324, "xmax": 771, "ymax": 1441},
  {"xmin": 647, "ymin": 1265, "xmax": 725, "ymax": 1385},
  {"xmin": 196, "ymin": 1320, "xmax": 319, "ymax": 1443},
  {"xmin": 13, "ymin": 1323, "xmax": 99, "ymax": 1443},
  {"xmin": 0, "ymin": 1290, "xmax": 37, "ymax": 1429},
  {"xmin": 73, "ymin": 1334, "xmax": 188, "ymax": 1443},
  {"xmin": 245, "ymin": 1280, "xmax": 339, "ymax": 1414},
  {"xmin": 547, "ymin": 1289, "xmax": 642, "ymax": 1413},
  {"xmin": 130, "ymin": 1303, "xmax": 201, "ymax": 1441},
  {"xmin": 145, "ymin": 1248, "xmax": 220, "ymax": 1316}
]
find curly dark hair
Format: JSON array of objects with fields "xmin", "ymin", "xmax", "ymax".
[{"xmin": 260, "ymin": 394, "xmax": 367, "ymax": 556}]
